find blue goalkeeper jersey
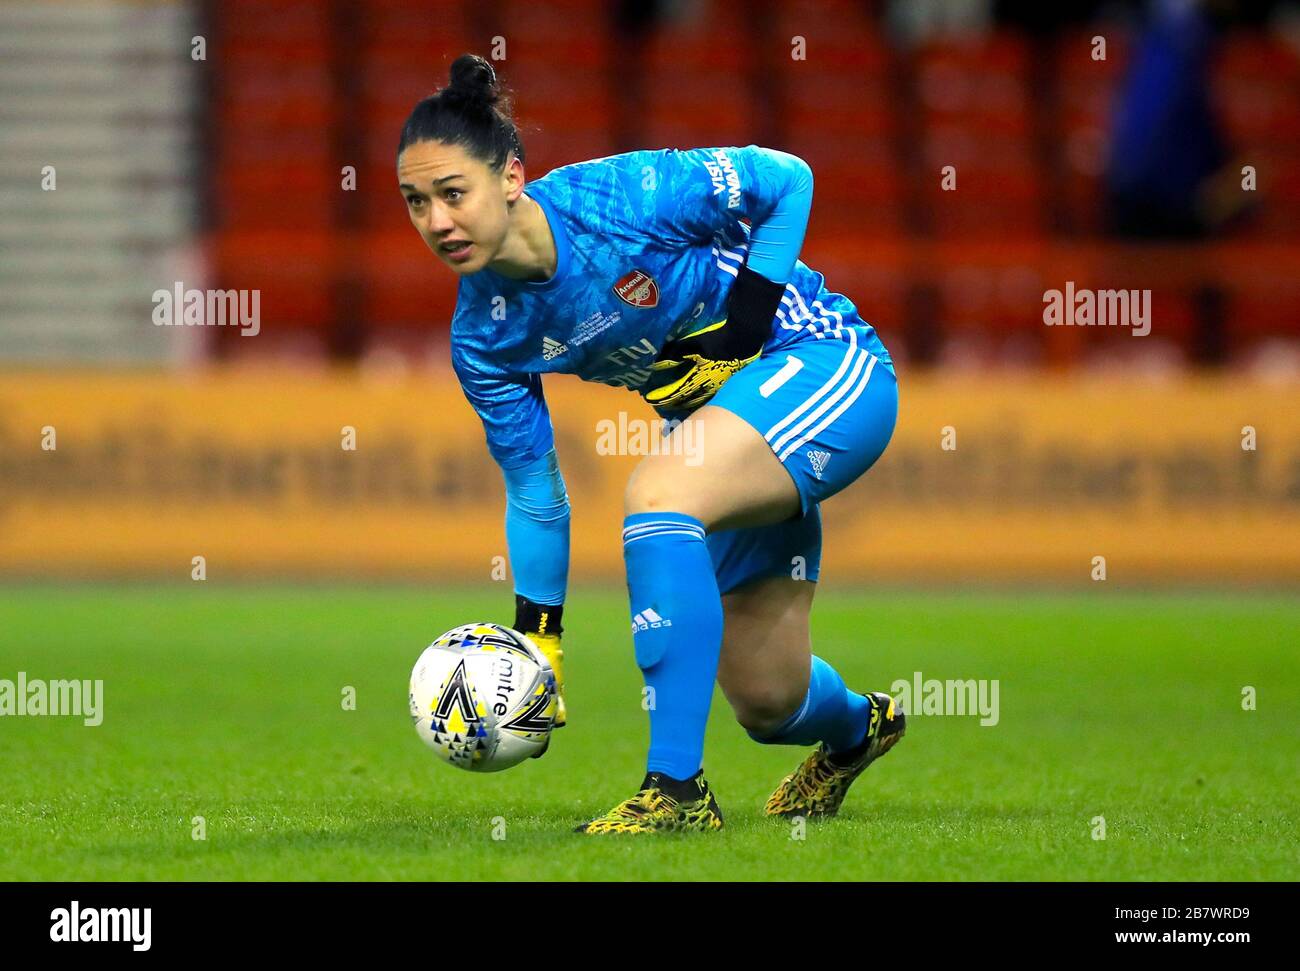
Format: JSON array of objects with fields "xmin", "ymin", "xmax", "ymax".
[{"xmin": 450, "ymin": 145, "xmax": 893, "ymax": 472}]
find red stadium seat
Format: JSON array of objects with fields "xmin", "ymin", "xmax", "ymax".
[
  {"xmin": 788, "ymin": 136, "xmax": 904, "ymax": 238},
  {"xmin": 201, "ymin": 4, "xmax": 1299, "ymax": 367},
  {"xmin": 215, "ymin": 160, "xmax": 337, "ymax": 230},
  {"xmin": 920, "ymin": 128, "xmax": 1044, "ymax": 238},
  {"xmin": 915, "ymin": 34, "xmax": 1033, "ymax": 137},
  {"xmin": 211, "ymin": 231, "xmax": 339, "ymax": 336},
  {"xmin": 1215, "ymin": 35, "xmax": 1300, "ymax": 143},
  {"xmin": 358, "ymin": 231, "xmax": 459, "ymax": 333},
  {"xmin": 773, "ymin": 0, "xmax": 892, "ymax": 72},
  {"xmin": 219, "ymin": 0, "xmax": 331, "ymax": 50}
]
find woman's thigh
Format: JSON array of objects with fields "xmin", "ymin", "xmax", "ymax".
[
  {"xmin": 707, "ymin": 335, "xmax": 899, "ymax": 520},
  {"xmin": 623, "ymin": 404, "xmax": 801, "ymax": 531},
  {"xmin": 623, "ymin": 335, "xmax": 897, "ymax": 534}
]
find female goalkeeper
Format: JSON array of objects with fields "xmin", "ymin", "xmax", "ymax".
[{"xmin": 399, "ymin": 54, "xmax": 903, "ymax": 834}]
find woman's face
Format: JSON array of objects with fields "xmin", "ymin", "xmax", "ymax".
[{"xmin": 398, "ymin": 140, "xmax": 521, "ymax": 276}]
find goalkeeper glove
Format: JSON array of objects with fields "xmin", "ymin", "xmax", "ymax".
[
  {"xmin": 515, "ymin": 595, "xmax": 565, "ymax": 729},
  {"xmin": 643, "ymin": 263, "xmax": 787, "ymax": 411}
]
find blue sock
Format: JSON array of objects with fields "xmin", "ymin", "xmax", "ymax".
[
  {"xmin": 623, "ymin": 511, "xmax": 723, "ymax": 780},
  {"xmin": 747, "ymin": 655, "xmax": 871, "ymax": 753}
]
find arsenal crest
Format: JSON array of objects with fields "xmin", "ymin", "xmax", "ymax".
[{"xmin": 613, "ymin": 269, "xmax": 659, "ymax": 309}]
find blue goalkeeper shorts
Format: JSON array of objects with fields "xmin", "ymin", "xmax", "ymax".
[{"xmin": 701, "ymin": 329, "xmax": 899, "ymax": 596}]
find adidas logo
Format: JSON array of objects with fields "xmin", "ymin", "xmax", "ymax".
[
  {"xmin": 807, "ymin": 449, "xmax": 831, "ymax": 479},
  {"xmin": 542, "ymin": 336, "xmax": 569, "ymax": 361},
  {"xmin": 631, "ymin": 608, "xmax": 672, "ymax": 633}
]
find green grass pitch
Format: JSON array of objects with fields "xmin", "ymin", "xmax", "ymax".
[{"xmin": 0, "ymin": 585, "xmax": 1296, "ymax": 881}]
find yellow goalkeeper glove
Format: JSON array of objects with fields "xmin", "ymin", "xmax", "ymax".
[
  {"xmin": 643, "ymin": 321, "xmax": 762, "ymax": 411},
  {"xmin": 642, "ymin": 264, "xmax": 787, "ymax": 411}
]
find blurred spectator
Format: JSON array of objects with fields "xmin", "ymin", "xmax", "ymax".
[{"xmin": 1105, "ymin": 0, "xmax": 1230, "ymax": 237}]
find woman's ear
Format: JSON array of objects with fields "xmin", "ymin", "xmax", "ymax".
[{"xmin": 503, "ymin": 154, "xmax": 526, "ymax": 203}]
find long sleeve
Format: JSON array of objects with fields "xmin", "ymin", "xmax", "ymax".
[
  {"xmin": 452, "ymin": 346, "xmax": 569, "ymax": 603},
  {"xmin": 650, "ymin": 144, "xmax": 813, "ymax": 284},
  {"xmin": 502, "ymin": 447, "xmax": 570, "ymax": 606},
  {"xmin": 451, "ymin": 351, "xmax": 555, "ymax": 471}
]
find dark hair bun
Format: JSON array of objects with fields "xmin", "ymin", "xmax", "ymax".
[
  {"xmin": 397, "ymin": 52, "xmax": 522, "ymax": 169},
  {"xmin": 447, "ymin": 54, "xmax": 498, "ymax": 108}
]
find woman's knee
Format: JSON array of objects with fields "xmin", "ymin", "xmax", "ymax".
[
  {"xmin": 624, "ymin": 462, "xmax": 676, "ymax": 515},
  {"xmin": 624, "ymin": 458, "xmax": 709, "ymax": 520}
]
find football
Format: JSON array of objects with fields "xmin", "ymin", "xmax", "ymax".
[{"xmin": 409, "ymin": 622, "xmax": 558, "ymax": 771}]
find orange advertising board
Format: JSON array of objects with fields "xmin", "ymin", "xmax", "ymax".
[{"xmin": 1, "ymin": 371, "xmax": 1296, "ymax": 584}]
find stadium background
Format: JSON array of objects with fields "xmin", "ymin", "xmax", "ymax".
[
  {"xmin": 0, "ymin": 0, "xmax": 1297, "ymax": 882},
  {"xmin": 2, "ymin": 0, "xmax": 1298, "ymax": 584}
]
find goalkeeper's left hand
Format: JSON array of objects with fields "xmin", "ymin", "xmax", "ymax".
[
  {"xmin": 643, "ymin": 263, "xmax": 788, "ymax": 412},
  {"xmin": 642, "ymin": 322, "xmax": 760, "ymax": 411}
]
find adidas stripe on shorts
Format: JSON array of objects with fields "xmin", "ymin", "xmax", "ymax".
[{"xmin": 703, "ymin": 323, "xmax": 899, "ymax": 596}]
